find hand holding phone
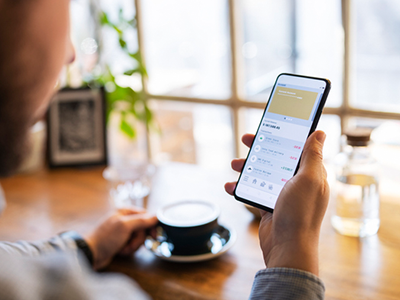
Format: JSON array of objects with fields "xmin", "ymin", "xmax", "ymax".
[
  {"xmin": 233, "ymin": 73, "xmax": 331, "ymax": 212},
  {"xmin": 226, "ymin": 130, "xmax": 330, "ymax": 274}
]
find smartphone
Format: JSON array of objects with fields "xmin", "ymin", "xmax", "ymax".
[{"xmin": 234, "ymin": 73, "xmax": 331, "ymax": 213}]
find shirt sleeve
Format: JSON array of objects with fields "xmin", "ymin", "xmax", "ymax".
[
  {"xmin": 0, "ymin": 234, "xmax": 78, "ymax": 257},
  {"xmin": 248, "ymin": 268, "xmax": 325, "ymax": 300},
  {"xmin": 0, "ymin": 251, "xmax": 151, "ymax": 300}
]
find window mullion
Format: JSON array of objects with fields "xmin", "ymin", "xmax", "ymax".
[
  {"xmin": 228, "ymin": 0, "xmax": 246, "ymax": 157},
  {"xmin": 134, "ymin": 0, "xmax": 152, "ymax": 160},
  {"xmin": 134, "ymin": 0, "xmax": 148, "ymax": 96},
  {"xmin": 342, "ymin": 0, "xmax": 353, "ymax": 131}
]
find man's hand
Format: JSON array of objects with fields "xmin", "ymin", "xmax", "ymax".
[
  {"xmin": 225, "ymin": 131, "xmax": 329, "ymax": 276},
  {"xmin": 84, "ymin": 208, "xmax": 158, "ymax": 270}
]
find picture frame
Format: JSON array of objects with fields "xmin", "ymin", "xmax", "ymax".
[{"xmin": 47, "ymin": 87, "xmax": 107, "ymax": 168}]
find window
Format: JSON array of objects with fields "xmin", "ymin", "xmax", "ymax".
[
  {"xmin": 70, "ymin": 0, "xmax": 400, "ymax": 169},
  {"xmin": 353, "ymin": 0, "xmax": 400, "ymax": 112},
  {"xmin": 141, "ymin": 0, "xmax": 231, "ymax": 99}
]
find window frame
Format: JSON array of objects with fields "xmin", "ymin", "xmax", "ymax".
[{"xmin": 134, "ymin": 0, "xmax": 400, "ymax": 160}]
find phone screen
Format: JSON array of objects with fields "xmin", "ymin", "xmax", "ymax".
[{"xmin": 234, "ymin": 73, "xmax": 330, "ymax": 212}]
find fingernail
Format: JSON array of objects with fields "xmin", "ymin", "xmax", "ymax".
[{"xmin": 316, "ymin": 131, "xmax": 326, "ymax": 143}]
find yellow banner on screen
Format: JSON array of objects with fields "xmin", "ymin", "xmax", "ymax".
[{"xmin": 267, "ymin": 87, "xmax": 318, "ymax": 120}]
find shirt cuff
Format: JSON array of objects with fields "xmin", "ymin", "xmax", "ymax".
[
  {"xmin": 249, "ymin": 268, "xmax": 325, "ymax": 300},
  {"xmin": 59, "ymin": 231, "xmax": 94, "ymax": 267}
]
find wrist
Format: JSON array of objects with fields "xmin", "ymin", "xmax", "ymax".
[
  {"xmin": 83, "ymin": 234, "xmax": 104, "ymax": 270},
  {"xmin": 265, "ymin": 237, "xmax": 320, "ymax": 276}
]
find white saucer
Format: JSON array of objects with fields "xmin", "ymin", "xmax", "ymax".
[{"xmin": 145, "ymin": 224, "xmax": 236, "ymax": 263}]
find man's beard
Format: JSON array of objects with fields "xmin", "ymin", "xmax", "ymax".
[{"xmin": 0, "ymin": 119, "xmax": 31, "ymax": 177}]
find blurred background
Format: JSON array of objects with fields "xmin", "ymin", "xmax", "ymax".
[{"xmin": 64, "ymin": 0, "xmax": 400, "ymax": 182}]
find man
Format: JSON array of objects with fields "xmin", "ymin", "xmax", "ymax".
[{"xmin": 0, "ymin": 0, "xmax": 329, "ymax": 299}]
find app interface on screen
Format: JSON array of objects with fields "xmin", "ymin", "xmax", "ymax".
[{"xmin": 236, "ymin": 75, "xmax": 327, "ymax": 209}]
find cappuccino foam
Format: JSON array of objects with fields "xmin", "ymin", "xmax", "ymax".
[{"xmin": 158, "ymin": 201, "xmax": 219, "ymax": 227}]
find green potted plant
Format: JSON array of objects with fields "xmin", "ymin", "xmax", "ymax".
[
  {"xmin": 97, "ymin": 9, "xmax": 154, "ymax": 140},
  {"xmin": 84, "ymin": 5, "xmax": 158, "ymax": 166},
  {"xmin": 66, "ymin": 2, "xmax": 156, "ymax": 165},
  {"xmin": 99, "ymin": 9, "xmax": 153, "ymax": 139},
  {"xmin": 94, "ymin": 6, "xmax": 157, "ymax": 208}
]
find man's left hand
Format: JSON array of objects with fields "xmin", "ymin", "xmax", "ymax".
[{"xmin": 84, "ymin": 208, "xmax": 158, "ymax": 270}]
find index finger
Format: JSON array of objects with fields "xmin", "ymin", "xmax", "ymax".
[
  {"xmin": 122, "ymin": 214, "xmax": 159, "ymax": 231},
  {"xmin": 118, "ymin": 207, "xmax": 147, "ymax": 216}
]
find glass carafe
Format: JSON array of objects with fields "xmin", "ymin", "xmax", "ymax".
[{"xmin": 331, "ymin": 129, "xmax": 380, "ymax": 237}]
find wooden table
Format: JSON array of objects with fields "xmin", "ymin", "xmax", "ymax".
[{"xmin": 0, "ymin": 162, "xmax": 400, "ymax": 300}]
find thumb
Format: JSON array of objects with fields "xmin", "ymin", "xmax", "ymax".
[
  {"xmin": 298, "ymin": 130, "xmax": 326, "ymax": 175},
  {"xmin": 122, "ymin": 213, "xmax": 159, "ymax": 232}
]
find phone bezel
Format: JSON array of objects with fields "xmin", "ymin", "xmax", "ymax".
[{"xmin": 233, "ymin": 73, "xmax": 331, "ymax": 213}]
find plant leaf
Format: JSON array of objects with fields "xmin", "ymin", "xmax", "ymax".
[
  {"xmin": 127, "ymin": 52, "xmax": 147, "ymax": 76},
  {"xmin": 99, "ymin": 12, "xmax": 109, "ymax": 25},
  {"xmin": 129, "ymin": 51, "xmax": 141, "ymax": 61},
  {"xmin": 107, "ymin": 85, "xmax": 130, "ymax": 104},
  {"xmin": 144, "ymin": 105, "xmax": 153, "ymax": 123},
  {"xmin": 124, "ymin": 68, "xmax": 140, "ymax": 76},
  {"xmin": 120, "ymin": 115, "xmax": 136, "ymax": 139},
  {"xmin": 119, "ymin": 38, "xmax": 127, "ymax": 49},
  {"xmin": 128, "ymin": 17, "xmax": 137, "ymax": 28}
]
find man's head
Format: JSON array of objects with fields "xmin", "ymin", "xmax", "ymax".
[{"xmin": 0, "ymin": 0, "xmax": 74, "ymax": 176}]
